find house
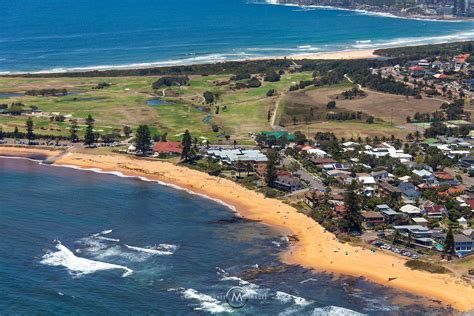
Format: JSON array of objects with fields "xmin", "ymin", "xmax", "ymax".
[
  {"xmin": 357, "ymin": 174, "xmax": 376, "ymax": 197},
  {"xmin": 127, "ymin": 144, "xmax": 136, "ymax": 154},
  {"xmin": 422, "ymin": 205, "xmax": 447, "ymax": 219},
  {"xmin": 259, "ymin": 131, "xmax": 295, "ymax": 144},
  {"xmin": 304, "ymin": 190, "xmax": 325, "ymax": 208},
  {"xmin": 361, "ymin": 211, "xmax": 385, "ymax": 229},
  {"xmin": 457, "ymin": 217, "xmax": 468, "ymax": 229},
  {"xmin": 334, "ymin": 205, "xmax": 347, "ymax": 217},
  {"xmin": 438, "ymin": 185, "xmax": 465, "ymax": 196},
  {"xmin": 301, "ymin": 146, "xmax": 327, "ymax": 158},
  {"xmin": 371, "ymin": 170, "xmax": 389, "ymax": 182},
  {"xmin": 326, "ymin": 169, "xmax": 351, "ymax": 177},
  {"xmin": 378, "ymin": 182, "xmax": 402, "ymax": 200},
  {"xmin": 376, "ymin": 204, "xmax": 403, "ymax": 224},
  {"xmin": 411, "ymin": 217, "xmax": 428, "ymax": 227},
  {"xmin": 459, "ymin": 156, "xmax": 474, "ymax": 168},
  {"xmin": 412, "ymin": 169, "xmax": 435, "ymax": 183},
  {"xmin": 462, "ymin": 229, "xmax": 474, "ymax": 239},
  {"xmin": 393, "ymin": 225, "xmax": 434, "ymax": 246},
  {"xmin": 398, "ymin": 182, "xmax": 421, "ymax": 200},
  {"xmin": 153, "ymin": 141, "xmax": 182, "ymax": 155},
  {"xmin": 434, "ymin": 171, "xmax": 460, "ymax": 186},
  {"xmin": 400, "ymin": 204, "xmax": 422, "ymax": 217},
  {"xmin": 453, "ymin": 234, "xmax": 473, "ymax": 257},
  {"xmin": 335, "ymin": 174, "xmax": 354, "ymax": 185},
  {"xmin": 207, "ymin": 148, "xmax": 268, "ymax": 172},
  {"xmin": 273, "ymin": 175, "xmax": 303, "ymax": 192},
  {"xmin": 311, "ymin": 157, "xmax": 337, "ymax": 167}
]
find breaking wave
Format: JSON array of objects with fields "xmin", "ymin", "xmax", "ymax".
[
  {"xmin": 40, "ymin": 241, "xmax": 133, "ymax": 277},
  {"xmin": 170, "ymin": 288, "xmax": 233, "ymax": 314}
]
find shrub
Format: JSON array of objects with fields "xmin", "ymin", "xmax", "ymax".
[{"xmin": 404, "ymin": 260, "xmax": 450, "ymax": 274}]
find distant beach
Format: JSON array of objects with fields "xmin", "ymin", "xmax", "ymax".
[{"xmin": 2, "ymin": 146, "xmax": 472, "ymax": 312}]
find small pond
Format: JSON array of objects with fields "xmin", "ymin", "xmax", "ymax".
[
  {"xmin": 0, "ymin": 92, "xmax": 23, "ymax": 99},
  {"xmin": 147, "ymin": 98, "xmax": 170, "ymax": 106}
]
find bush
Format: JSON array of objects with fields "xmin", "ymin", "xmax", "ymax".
[
  {"xmin": 266, "ymin": 89, "xmax": 276, "ymax": 97},
  {"xmin": 404, "ymin": 260, "xmax": 450, "ymax": 274},
  {"xmin": 247, "ymin": 77, "xmax": 261, "ymax": 88},
  {"xmin": 264, "ymin": 71, "xmax": 281, "ymax": 82},
  {"xmin": 152, "ymin": 76, "xmax": 189, "ymax": 89}
]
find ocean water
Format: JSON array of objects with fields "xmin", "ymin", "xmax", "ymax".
[
  {"xmin": 0, "ymin": 0, "xmax": 474, "ymax": 73},
  {"xmin": 0, "ymin": 157, "xmax": 454, "ymax": 314}
]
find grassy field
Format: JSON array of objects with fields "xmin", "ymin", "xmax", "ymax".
[
  {"xmin": 0, "ymin": 71, "xmax": 316, "ymax": 141},
  {"xmin": 0, "ymin": 70, "xmax": 450, "ymax": 142},
  {"xmin": 286, "ymin": 120, "xmax": 409, "ymax": 139},
  {"xmin": 278, "ymin": 84, "xmax": 445, "ymax": 126}
]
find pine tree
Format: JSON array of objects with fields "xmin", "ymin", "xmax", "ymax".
[
  {"xmin": 444, "ymin": 227, "xmax": 455, "ymax": 256},
  {"xmin": 341, "ymin": 180, "xmax": 362, "ymax": 233},
  {"xmin": 265, "ymin": 149, "xmax": 278, "ymax": 187},
  {"xmin": 181, "ymin": 130, "xmax": 192, "ymax": 161},
  {"xmin": 135, "ymin": 125, "xmax": 151, "ymax": 155},
  {"xmin": 70, "ymin": 119, "xmax": 79, "ymax": 142},
  {"xmin": 84, "ymin": 114, "xmax": 95, "ymax": 147},
  {"xmin": 25, "ymin": 117, "xmax": 34, "ymax": 143}
]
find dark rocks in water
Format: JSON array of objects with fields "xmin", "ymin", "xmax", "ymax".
[
  {"xmin": 241, "ymin": 265, "xmax": 292, "ymax": 282},
  {"xmin": 210, "ymin": 216, "xmax": 261, "ymax": 224},
  {"xmin": 287, "ymin": 234, "xmax": 299, "ymax": 242}
]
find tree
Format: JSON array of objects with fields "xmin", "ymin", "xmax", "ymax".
[
  {"xmin": 25, "ymin": 117, "xmax": 34, "ymax": 143},
  {"xmin": 84, "ymin": 114, "xmax": 95, "ymax": 147},
  {"xmin": 181, "ymin": 130, "xmax": 193, "ymax": 161},
  {"xmin": 123, "ymin": 125, "xmax": 132, "ymax": 137},
  {"xmin": 326, "ymin": 101, "xmax": 336, "ymax": 110},
  {"xmin": 70, "ymin": 119, "xmax": 79, "ymax": 142},
  {"xmin": 13, "ymin": 126, "xmax": 19, "ymax": 140},
  {"xmin": 264, "ymin": 71, "xmax": 281, "ymax": 82},
  {"xmin": 265, "ymin": 149, "xmax": 278, "ymax": 187},
  {"xmin": 203, "ymin": 91, "xmax": 215, "ymax": 104},
  {"xmin": 341, "ymin": 180, "xmax": 362, "ymax": 233},
  {"xmin": 135, "ymin": 125, "xmax": 151, "ymax": 155},
  {"xmin": 444, "ymin": 227, "xmax": 455, "ymax": 256},
  {"xmin": 366, "ymin": 116, "xmax": 374, "ymax": 124}
]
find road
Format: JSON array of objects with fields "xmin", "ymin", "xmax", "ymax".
[{"xmin": 281, "ymin": 155, "xmax": 326, "ymax": 191}]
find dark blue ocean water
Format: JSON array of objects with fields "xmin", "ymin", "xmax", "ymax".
[
  {"xmin": 0, "ymin": 157, "xmax": 454, "ymax": 314},
  {"xmin": 0, "ymin": 0, "xmax": 473, "ymax": 73}
]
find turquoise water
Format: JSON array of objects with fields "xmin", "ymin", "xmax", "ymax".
[
  {"xmin": 0, "ymin": 157, "xmax": 454, "ymax": 314},
  {"xmin": 0, "ymin": 0, "xmax": 473, "ymax": 73}
]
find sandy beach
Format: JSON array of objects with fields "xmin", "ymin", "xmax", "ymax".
[
  {"xmin": 1, "ymin": 148, "xmax": 474, "ymax": 311},
  {"xmin": 288, "ymin": 49, "xmax": 378, "ymax": 60}
]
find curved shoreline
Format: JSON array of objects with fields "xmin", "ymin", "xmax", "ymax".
[{"xmin": 1, "ymin": 147, "xmax": 474, "ymax": 312}]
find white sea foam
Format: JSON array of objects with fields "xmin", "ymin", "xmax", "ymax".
[
  {"xmin": 172, "ymin": 288, "xmax": 233, "ymax": 314},
  {"xmin": 311, "ymin": 306, "xmax": 366, "ymax": 315},
  {"xmin": 124, "ymin": 244, "xmax": 175, "ymax": 256},
  {"xmin": 40, "ymin": 241, "xmax": 133, "ymax": 277},
  {"xmin": 275, "ymin": 291, "xmax": 311, "ymax": 306}
]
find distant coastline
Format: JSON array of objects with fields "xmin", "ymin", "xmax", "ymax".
[
  {"xmin": 0, "ymin": 49, "xmax": 378, "ymax": 76},
  {"xmin": 265, "ymin": 0, "xmax": 474, "ymax": 21}
]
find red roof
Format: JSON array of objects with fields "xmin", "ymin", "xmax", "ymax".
[
  {"xmin": 277, "ymin": 170, "xmax": 292, "ymax": 177},
  {"xmin": 438, "ymin": 185, "xmax": 465, "ymax": 196},
  {"xmin": 335, "ymin": 205, "xmax": 347, "ymax": 214},
  {"xmin": 409, "ymin": 66, "xmax": 425, "ymax": 71},
  {"xmin": 424, "ymin": 205, "xmax": 446, "ymax": 214},
  {"xmin": 466, "ymin": 199, "xmax": 474, "ymax": 210},
  {"xmin": 434, "ymin": 171, "xmax": 455, "ymax": 180},
  {"xmin": 153, "ymin": 142, "xmax": 182, "ymax": 154}
]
